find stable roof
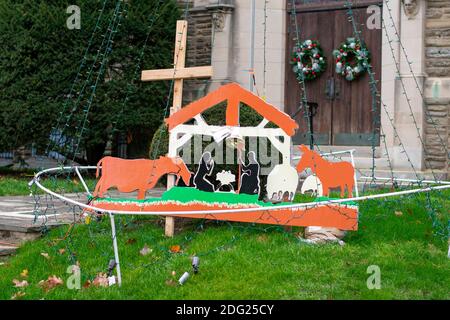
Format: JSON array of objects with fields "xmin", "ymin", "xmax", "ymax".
[{"xmin": 165, "ymin": 83, "xmax": 299, "ymax": 136}]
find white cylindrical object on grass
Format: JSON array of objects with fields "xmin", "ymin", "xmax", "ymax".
[
  {"xmin": 179, "ymin": 272, "xmax": 190, "ymax": 285},
  {"xmin": 192, "ymin": 256, "xmax": 200, "ymax": 273}
]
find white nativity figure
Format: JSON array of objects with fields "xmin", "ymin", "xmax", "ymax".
[{"xmin": 216, "ymin": 170, "xmax": 236, "ymax": 192}]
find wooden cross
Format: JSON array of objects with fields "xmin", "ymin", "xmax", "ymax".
[
  {"xmin": 141, "ymin": 20, "xmax": 213, "ymax": 237},
  {"xmin": 141, "ymin": 20, "xmax": 213, "ymax": 114}
]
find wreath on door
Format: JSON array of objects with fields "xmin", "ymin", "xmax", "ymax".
[
  {"xmin": 291, "ymin": 39, "xmax": 326, "ymax": 81},
  {"xmin": 333, "ymin": 37, "xmax": 371, "ymax": 81}
]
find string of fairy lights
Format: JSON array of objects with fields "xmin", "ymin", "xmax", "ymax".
[
  {"xmin": 44, "ymin": 0, "xmax": 110, "ymax": 157},
  {"xmin": 34, "ymin": 0, "xmax": 133, "ymax": 270},
  {"xmin": 34, "ymin": 0, "xmax": 248, "ymax": 282},
  {"xmin": 343, "ymin": 1, "xmax": 418, "ymax": 183},
  {"xmin": 289, "ymin": 1, "xmax": 374, "ymax": 188},
  {"xmin": 32, "ymin": 1, "xmax": 298, "ymax": 284},
  {"xmin": 380, "ymin": 8, "xmax": 440, "ymax": 181},
  {"xmin": 262, "ymin": 0, "xmax": 268, "ymax": 98},
  {"xmin": 29, "ymin": 0, "xmax": 449, "ymax": 286},
  {"xmin": 290, "ymin": 0, "xmax": 313, "ymax": 149},
  {"xmin": 344, "ymin": 0, "xmax": 447, "ymax": 237},
  {"xmin": 381, "ymin": 0, "xmax": 449, "ymax": 237},
  {"xmin": 31, "ymin": 0, "xmax": 127, "ymax": 263},
  {"xmin": 383, "ymin": 0, "xmax": 449, "ymax": 158},
  {"xmin": 289, "ymin": 1, "xmax": 374, "ymax": 190},
  {"xmin": 343, "ymin": 1, "xmax": 380, "ymax": 181},
  {"xmin": 71, "ymin": 2, "xmax": 129, "ymax": 163},
  {"xmin": 47, "ymin": 0, "xmax": 125, "ymax": 159},
  {"xmin": 287, "ymin": 0, "xmax": 447, "ymax": 237},
  {"xmin": 107, "ymin": 0, "xmax": 174, "ymax": 148},
  {"xmin": 288, "ymin": 1, "xmax": 393, "ymax": 238}
]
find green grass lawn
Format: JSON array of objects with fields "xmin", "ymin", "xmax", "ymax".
[
  {"xmin": 0, "ymin": 184, "xmax": 448, "ymax": 300},
  {"xmin": 0, "ymin": 175, "xmax": 97, "ymax": 196}
]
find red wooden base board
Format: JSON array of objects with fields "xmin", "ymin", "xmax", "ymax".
[{"xmin": 91, "ymin": 200, "xmax": 359, "ymax": 231}]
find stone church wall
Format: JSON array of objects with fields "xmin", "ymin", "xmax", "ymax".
[{"xmin": 424, "ymin": 0, "xmax": 450, "ymax": 172}]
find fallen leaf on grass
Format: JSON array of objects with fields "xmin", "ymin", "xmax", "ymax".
[
  {"xmin": 20, "ymin": 269, "xmax": 29, "ymax": 278},
  {"xmin": 58, "ymin": 248, "xmax": 66, "ymax": 255},
  {"xmin": 395, "ymin": 211, "xmax": 403, "ymax": 216},
  {"xmin": 92, "ymin": 273, "xmax": 109, "ymax": 287},
  {"xmin": 12, "ymin": 279, "xmax": 29, "ymax": 288},
  {"xmin": 294, "ymin": 231, "xmax": 305, "ymax": 239},
  {"xmin": 169, "ymin": 245, "xmax": 181, "ymax": 253},
  {"xmin": 257, "ymin": 234, "xmax": 268, "ymax": 242},
  {"xmin": 47, "ymin": 240, "xmax": 59, "ymax": 248},
  {"xmin": 40, "ymin": 252, "xmax": 50, "ymax": 260},
  {"xmin": 126, "ymin": 238, "xmax": 137, "ymax": 245},
  {"xmin": 11, "ymin": 292, "xmax": 26, "ymax": 300},
  {"xmin": 140, "ymin": 244, "xmax": 152, "ymax": 256},
  {"xmin": 39, "ymin": 275, "xmax": 63, "ymax": 292},
  {"xmin": 165, "ymin": 279, "xmax": 177, "ymax": 287}
]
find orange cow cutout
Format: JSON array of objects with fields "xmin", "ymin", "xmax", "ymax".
[
  {"xmin": 296, "ymin": 145, "xmax": 355, "ymax": 198},
  {"xmin": 94, "ymin": 156, "xmax": 191, "ymax": 200}
]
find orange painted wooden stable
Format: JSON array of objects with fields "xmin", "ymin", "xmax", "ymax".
[
  {"xmin": 90, "ymin": 83, "xmax": 360, "ymax": 231},
  {"xmin": 90, "ymin": 200, "xmax": 359, "ymax": 231}
]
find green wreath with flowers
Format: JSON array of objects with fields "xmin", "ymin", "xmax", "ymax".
[
  {"xmin": 291, "ymin": 39, "xmax": 326, "ymax": 81},
  {"xmin": 333, "ymin": 37, "xmax": 371, "ymax": 81}
]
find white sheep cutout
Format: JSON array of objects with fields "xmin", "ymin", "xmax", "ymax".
[
  {"xmin": 300, "ymin": 175, "xmax": 324, "ymax": 197},
  {"xmin": 266, "ymin": 164, "xmax": 299, "ymax": 201}
]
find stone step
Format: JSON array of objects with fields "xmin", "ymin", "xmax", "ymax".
[
  {"xmin": 357, "ymin": 168, "xmax": 448, "ymax": 181},
  {"xmin": 0, "ymin": 215, "xmax": 73, "ymax": 257},
  {"xmin": 0, "ymin": 244, "xmax": 18, "ymax": 256},
  {"xmin": 0, "ymin": 189, "xmax": 168, "ymax": 257},
  {"xmin": 0, "ymin": 214, "xmax": 72, "ymax": 234}
]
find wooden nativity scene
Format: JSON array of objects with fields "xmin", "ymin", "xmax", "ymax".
[{"xmin": 90, "ymin": 83, "xmax": 359, "ymax": 233}]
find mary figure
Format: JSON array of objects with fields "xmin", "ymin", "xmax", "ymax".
[{"xmin": 193, "ymin": 152, "xmax": 215, "ymax": 192}]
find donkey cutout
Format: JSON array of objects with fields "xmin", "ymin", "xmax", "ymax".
[
  {"xmin": 296, "ymin": 145, "xmax": 355, "ymax": 198},
  {"xmin": 94, "ymin": 156, "xmax": 191, "ymax": 199}
]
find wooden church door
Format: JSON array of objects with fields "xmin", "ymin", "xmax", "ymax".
[{"xmin": 285, "ymin": 0, "xmax": 382, "ymax": 146}]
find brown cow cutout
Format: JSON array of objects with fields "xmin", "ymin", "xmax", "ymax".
[
  {"xmin": 93, "ymin": 156, "xmax": 191, "ymax": 200},
  {"xmin": 296, "ymin": 145, "xmax": 355, "ymax": 198}
]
